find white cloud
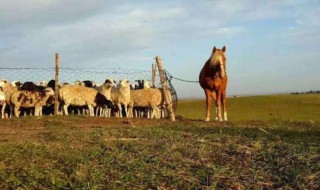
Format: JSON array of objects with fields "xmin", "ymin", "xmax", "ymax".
[
  {"xmin": 0, "ymin": 3, "xmax": 189, "ymax": 67},
  {"xmin": 282, "ymin": 6, "xmax": 320, "ymax": 45},
  {"xmin": 0, "ymin": 0, "xmax": 111, "ymax": 24},
  {"xmin": 1, "ymin": 0, "xmax": 320, "ymax": 96},
  {"xmin": 201, "ymin": 26, "xmax": 247, "ymax": 38}
]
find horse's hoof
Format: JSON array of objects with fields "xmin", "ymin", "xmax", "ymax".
[
  {"xmin": 205, "ymin": 118, "xmax": 210, "ymax": 122},
  {"xmin": 224, "ymin": 113, "xmax": 228, "ymax": 121}
]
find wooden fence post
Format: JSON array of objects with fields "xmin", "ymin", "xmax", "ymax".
[
  {"xmin": 152, "ymin": 64, "xmax": 156, "ymax": 88},
  {"xmin": 54, "ymin": 53, "xmax": 59, "ymax": 115},
  {"xmin": 155, "ymin": 56, "xmax": 175, "ymax": 122}
]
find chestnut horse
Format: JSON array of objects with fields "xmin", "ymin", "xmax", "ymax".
[{"xmin": 199, "ymin": 46, "xmax": 228, "ymax": 121}]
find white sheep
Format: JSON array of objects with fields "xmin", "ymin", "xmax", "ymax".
[
  {"xmin": 0, "ymin": 80, "xmax": 18, "ymax": 118},
  {"xmin": 59, "ymin": 85, "xmax": 114, "ymax": 116},
  {"xmin": 95, "ymin": 78, "xmax": 116, "ymax": 117},
  {"xmin": 10, "ymin": 87, "xmax": 55, "ymax": 117},
  {"xmin": 95, "ymin": 78, "xmax": 115, "ymax": 99},
  {"xmin": 0, "ymin": 87, "xmax": 5, "ymax": 118},
  {"xmin": 36, "ymin": 80, "xmax": 48, "ymax": 87},
  {"xmin": 128, "ymin": 88, "xmax": 164, "ymax": 119},
  {"xmin": 76, "ymin": 80, "xmax": 97, "ymax": 88},
  {"xmin": 111, "ymin": 79, "xmax": 131, "ymax": 117},
  {"xmin": 143, "ymin": 80, "xmax": 152, "ymax": 89},
  {"xmin": 11, "ymin": 80, "xmax": 22, "ymax": 88},
  {"xmin": 133, "ymin": 79, "xmax": 152, "ymax": 89},
  {"xmin": 59, "ymin": 82, "xmax": 69, "ymax": 87}
]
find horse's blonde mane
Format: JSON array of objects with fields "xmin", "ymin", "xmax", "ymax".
[{"xmin": 210, "ymin": 50, "xmax": 225, "ymax": 67}]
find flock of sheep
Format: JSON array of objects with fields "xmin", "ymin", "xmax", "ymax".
[{"xmin": 0, "ymin": 78, "xmax": 169, "ymax": 119}]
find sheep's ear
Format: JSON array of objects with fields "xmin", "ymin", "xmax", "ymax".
[
  {"xmin": 0, "ymin": 87, "xmax": 3, "ymax": 91},
  {"xmin": 222, "ymin": 46, "xmax": 226, "ymax": 52},
  {"xmin": 44, "ymin": 88, "xmax": 52, "ymax": 92}
]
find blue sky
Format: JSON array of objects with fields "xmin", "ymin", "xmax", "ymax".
[{"xmin": 1, "ymin": 0, "xmax": 320, "ymax": 98}]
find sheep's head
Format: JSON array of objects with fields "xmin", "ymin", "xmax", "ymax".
[
  {"xmin": 44, "ymin": 87, "xmax": 55, "ymax": 96},
  {"xmin": 74, "ymin": 80, "xmax": 81, "ymax": 85},
  {"xmin": 104, "ymin": 78, "xmax": 116, "ymax": 88},
  {"xmin": 59, "ymin": 82, "xmax": 69, "ymax": 87},
  {"xmin": 106, "ymin": 100, "xmax": 118, "ymax": 110},
  {"xmin": 38, "ymin": 80, "xmax": 48, "ymax": 87},
  {"xmin": 143, "ymin": 80, "xmax": 152, "ymax": 89},
  {"xmin": 0, "ymin": 79, "xmax": 8, "ymax": 87},
  {"xmin": 46, "ymin": 96, "xmax": 55, "ymax": 105},
  {"xmin": 119, "ymin": 79, "xmax": 130, "ymax": 88},
  {"xmin": 11, "ymin": 80, "xmax": 22, "ymax": 87}
]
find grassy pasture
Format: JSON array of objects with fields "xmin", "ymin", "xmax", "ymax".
[
  {"xmin": 177, "ymin": 94, "xmax": 320, "ymax": 121},
  {"xmin": 0, "ymin": 94, "xmax": 319, "ymax": 189}
]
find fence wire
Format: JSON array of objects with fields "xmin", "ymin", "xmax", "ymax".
[
  {"xmin": 160, "ymin": 69, "xmax": 178, "ymax": 112},
  {"xmin": 0, "ymin": 67, "xmax": 154, "ymax": 86},
  {"xmin": 0, "ymin": 67, "xmax": 177, "ymax": 118}
]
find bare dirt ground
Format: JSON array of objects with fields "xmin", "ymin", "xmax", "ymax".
[
  {"xmin": 0, "ymin": 116, "xmax": 235, "ymax": 143},
  {"xmin": 1, "ymin": 115, "xmax": 316, "ymax": 143}
]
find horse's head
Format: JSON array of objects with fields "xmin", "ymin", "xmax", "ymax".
[{"xmin": 210, "ymin": 46, "xmax": 227, "ymax": 78}]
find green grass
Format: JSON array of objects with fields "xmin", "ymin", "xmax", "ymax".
[
  {"xmin": 0, "ymin": 94, "xmax": 319, "ymax": 189},
  {"xmin": 177, "ymin": 94, "xmax": 320, "ymax": 121}
]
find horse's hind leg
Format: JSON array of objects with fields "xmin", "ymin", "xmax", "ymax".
[
  {"xmin": 222, "ymin": 91, "xmax": 227, "ymax": 121},
  {"xmin": 204, "ymin": 89, "xmax": 212, "ymax": 122}
]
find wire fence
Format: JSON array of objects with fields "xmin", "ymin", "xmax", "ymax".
[
  {"xmin": 0, "ymin": 66, "xmax": 178, "ymax": 119},
  {"xmin": 163, "ymin": 69, "xmax": 199, "ymax": 83},
  {"xmin": 0, "ymin": 67, "xmax": 154, "ymax": 87}
]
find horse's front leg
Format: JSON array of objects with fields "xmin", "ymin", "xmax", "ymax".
[
  {"xmin": 209, "ymin": 92, "xmax": 219, "ymax": 121},
  {"xmin": 216, "ymin": 91, "xmax": 223, "ymax": 121},
  {"xmin": 204, "ymin": 89, "xmax": 212, "ymax": 122}
]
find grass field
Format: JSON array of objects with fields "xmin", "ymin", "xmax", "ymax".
[
  {"xmin": 177, "ymin": 94, "xmax": 320, "ymax": 122},
  {"xmin": 0, "ymin": 94, "xmax": 319, "ymax": 189}
]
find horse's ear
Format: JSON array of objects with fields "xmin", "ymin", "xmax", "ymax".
[
  {"xmin": 222, "ymin": 46, "xmax": 226, "ymax": 52},
  {"xmin": 212, "ymin": 46, "xmax": 216, "ymax": 53}
]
